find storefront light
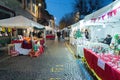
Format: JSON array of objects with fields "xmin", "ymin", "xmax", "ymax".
[
  {"xmin": 103, "ymin": 24, "xmax": 106, "ymax": 28},
  {"xmin": 97, "ymin": 28, "xmax": 101, "ymax": 31},
  {"xmin": 38, "ymin": 3, "xmax": 41, "ymax": 7},
  {"xmin": 23, "ymin": 30, "xmax": 26, "ymax": 33}
]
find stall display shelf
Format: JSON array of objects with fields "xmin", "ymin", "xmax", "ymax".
[
  {"xmin": 84, "ymin": 48, "xmax": 120, "ymax": 80},
  {"xmin": 75, "ymin": 41, "xmax": 110, "ymax": 57}
]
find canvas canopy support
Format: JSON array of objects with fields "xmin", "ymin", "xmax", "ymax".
[{"xmin": 0, "ymin": 15, "xmax": 44, "ymax": 29}]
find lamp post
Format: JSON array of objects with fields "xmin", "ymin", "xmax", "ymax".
[{"xmin": 38, "ymin": 3, "xmax": 41, "ymax": 19}]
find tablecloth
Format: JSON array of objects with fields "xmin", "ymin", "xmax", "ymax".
[
  {"xmin": 76, "ymin": 45, "xmax": 85, "ymax": 57},
  {"xmin": 84, "ymin": 48, "xmax": 120, "ymax": 80},
  {"xmin": 46, "ymin": 34, "xmax": 55, "ymax": 39},
  {"xmin": 14, "ymin": 43, "xmax": 30, "ymax": 55},
  {"xmin": 11, "ymin": 40, "xmax": 31, "ymax": 55},
  {"xmin": 11, "ymin": 40, "xmax": 23, "ymax": 44}
]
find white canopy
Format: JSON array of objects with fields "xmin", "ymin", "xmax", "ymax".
[
  {"xmin": 84, "ymin": 0, "xmax": 120, "ymax": 23},
  {"xmin": 83, "ymin": 0, "xmax": 120, "ymax": 40},
  {"xmin": 0, "ymin": 15, "xmax": 44, "ymax": 29}
]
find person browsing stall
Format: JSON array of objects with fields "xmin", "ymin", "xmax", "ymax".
[{"xmin": 103, "ymin": 34, "xmax": 112, "ymax": 45}]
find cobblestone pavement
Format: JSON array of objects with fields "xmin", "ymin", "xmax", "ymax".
[{"xmin": 0, "ymin": 40, "xmax": 84, "ymax": 80}]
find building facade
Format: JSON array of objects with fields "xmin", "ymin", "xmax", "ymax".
[
  {"xmin": 20, "ymin": 0, "xmax": 54, "ymax": 27},
  {"xmin": 0, "ymin": 5, "xmax": 15, "ymax": 19}
]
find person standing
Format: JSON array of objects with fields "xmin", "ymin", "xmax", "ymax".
[
  {"xmin": 85, "ymin": 29, "xmax": 89, "ymax": 40},
  {"xmin": 61, "ymin": 30, "xmax": 64, "ymax": 39},
  {"xmin": 57, "ymin": 30, "xmax": 61, "ymax": 40},
  {"xmin": 103, "ymin": 34, "xmax": 112, "ymax": 45}
]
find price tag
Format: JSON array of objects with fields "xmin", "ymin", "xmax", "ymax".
[{"xmin": 97, "ymin": 58, "xmax": 105, "ymax": 70}]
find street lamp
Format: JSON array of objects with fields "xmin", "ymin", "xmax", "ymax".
[
  {"xmin": 38, "ymin": 3, "xmax": 42, "ymax": 7},
  {"xmin": 38, "ymin": 3, "xmax": 42, "ymax": 19}
]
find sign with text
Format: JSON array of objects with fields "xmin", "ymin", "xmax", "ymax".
[{"xmin": 97, "ymin": 58, "xmax": 105, "ymax": 70}]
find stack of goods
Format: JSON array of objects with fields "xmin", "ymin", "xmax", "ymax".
[
  {"xmin": 91, "ymin": 46, "xmax": 109, "ymax": 54},
  {"xmin": 28, "ymin": 41, "xmax": 44, "ymax": 57},
  {"xmin": 10, "ymin": 49, "xmax": 19, "ymax": 57},
  {"xmin": 97, "ymin": 54, "xmax": 120, "ymax": 70},
  {"xmin": 21, "ymin": 37, "xmax": 32, "ymax": 49},
  {"xmin": 8, "ymin": 45, "xmax": 19, "ymax": 57}
]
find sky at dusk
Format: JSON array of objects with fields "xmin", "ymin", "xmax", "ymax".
[{"xmin": 46, "ymin": 0, "xmax": 75, "ymax": 25}]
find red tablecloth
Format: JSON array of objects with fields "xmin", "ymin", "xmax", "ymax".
[
  {"xmin": 84, "ymin": 48, "xmax": 120, "ymax": 80},
  {"xmin": 46, "ymin": 34, "xmax": 55, "ymax": 39},
  {"xmin": 12, "ymin": 40, "xmax": 32, "ymax": 49},
  {"xmin": 11, "ymin": 40, "xmax": 23, "ymax": 44},
  {"xmin": 29, "ymin": 45, "xmax": 44, "ymax": 57},
  {"xmin": 21, "ymin": 41, "xmax": 32, "ymax": 49},
  {"xmin": 40, "ymin": 39, "xmax": 45, "ymax": 46}
]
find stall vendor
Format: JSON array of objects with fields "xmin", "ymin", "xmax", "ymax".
[
  {"xmin": 84, "ymin": 29, "xmax": 90, "ymax": 40},
  {"xmin": 103, "ymin": 34, "xmax": 112, "ymax": 45}
]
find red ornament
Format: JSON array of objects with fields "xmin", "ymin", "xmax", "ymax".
[{"xmin": 12, "ymin": 28, "xmax": 16, "ymax": 31}]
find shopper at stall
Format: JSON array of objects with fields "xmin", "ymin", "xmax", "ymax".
[
  {"xmin": 84, "ymin": 29, "xmax": 90, "ymax": 40},
  {"xmin": 37, "ymin": 31, "xmax": 41, "ymax": 38},
  {"xmin": 103, "ymin": 34, "xmax": 112, "ymax": 45},
  {"xmin": 61, "ymin": 30, "xmax": 64, "ymax": 39}
]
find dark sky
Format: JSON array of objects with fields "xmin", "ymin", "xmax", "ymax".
[{"xmin": 46, "ymin": 0, "xmax": 75, "ymax": 25}]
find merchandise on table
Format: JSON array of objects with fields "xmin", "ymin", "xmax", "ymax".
[{"xmin": 84, "ymin": 48, "xmax": 120, "ymax": 80}]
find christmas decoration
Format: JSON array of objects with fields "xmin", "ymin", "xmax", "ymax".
[
  {"xmin": 91, "ymin": 6, "xmax": 120, "ymax": 22},
  {"xmin": 114, "ymin": 34, "xmax": 119, "ymax": 40},
  {"xmin": 8, "ymin": 28, "xmax": 12, "ymax": 32},
  {"xmin": 2, "ymin": 27, "xmax": 5, "ymax": 32},
  {"xmin": 74, "ymin": 29, "xmax": 82, "ymax": 39}
]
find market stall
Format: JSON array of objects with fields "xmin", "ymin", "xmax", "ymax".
[
  {"xmin": 84, "ymin": 0, "xmax": 120, "ymax": 40},
  {"xmin": 45, "ymin": 26, "xmax": 55, "ymax": 40},
  {"xmin": 81, "ymin": 0, "xmax": 120, "ymax": 79},
  {"xmin": 0, "ymin": 15, "xmax": 45, "ymax": 57}
]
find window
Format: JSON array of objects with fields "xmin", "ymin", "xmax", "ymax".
[
  {"xmin": 17, "ymin": 0, "xmax": 22, "ymax": 3},
  {"xmin": 32, "ymin": 0, "xmax": 36, "ymax": 13},
  {"xmin": 26, "ymin": 0, "xmax": 31, "ymax": 10}
]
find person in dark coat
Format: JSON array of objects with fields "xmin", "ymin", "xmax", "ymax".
[
  {"xmin": 37, "ymin": 31, "xmax": 41, "ymax": 38},
  {"xmin": 57, "ymin": 31, "xmax": 61, "ymax": 40},
  {"xmin": 85, "ymin": 29, "xmax": 89, "ymax": 39},
  {"xmin": 104, "ymin": 34, "xmax": 112, "ymax": 45}
]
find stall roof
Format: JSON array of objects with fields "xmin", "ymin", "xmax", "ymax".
[
  {"xmin": 84, "ymin": 0, "xmax": 120, "ymax": 24},
  {"xmin": 45, "ymin": 26, "xmax": 53, "ymax": 30},
  {"xmin": 0, "ymin": 15, "xmax": 44, "ymax": 29}
]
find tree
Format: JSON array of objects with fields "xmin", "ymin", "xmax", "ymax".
[
  {"xmin": 74, "ymin": 29, "xmax": 82, "ymax": 39},
  {"xmin": 73, "ymin": 0, "xmax": 114, "ymax": 19},
  {"xmin": 59, "ymin": 13, "xmax": 75, "ymax": 29}
]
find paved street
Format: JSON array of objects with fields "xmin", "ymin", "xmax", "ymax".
[{"xmin": 0, "ymin": 40, "xmax": 84, "ymax": 80}]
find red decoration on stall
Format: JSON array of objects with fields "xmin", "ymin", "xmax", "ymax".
[
  {"xmin": 107, "ymin": 11, "xmax": 113, "ymax": 18},
  {"xmin": 112, "ymin": 9, "xmax": 117, "ymax": 15},
  {"xmin": 91, "ymin": 18, "xmax": 97, "ymax": 22},
  {"xmin": 98, "ymin": 17, "xmax": 101, "ymax": 21},
  {"xmin": 102, "ymin": 14, "xmax": 106, "ymax": 20},
  {"xmin": 12, "ymin": 28, "xmax": 16, "ymax": 32},
  {"xmin": 90, "ymin": 6, "xmax": 120, "ymax": 22}
]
